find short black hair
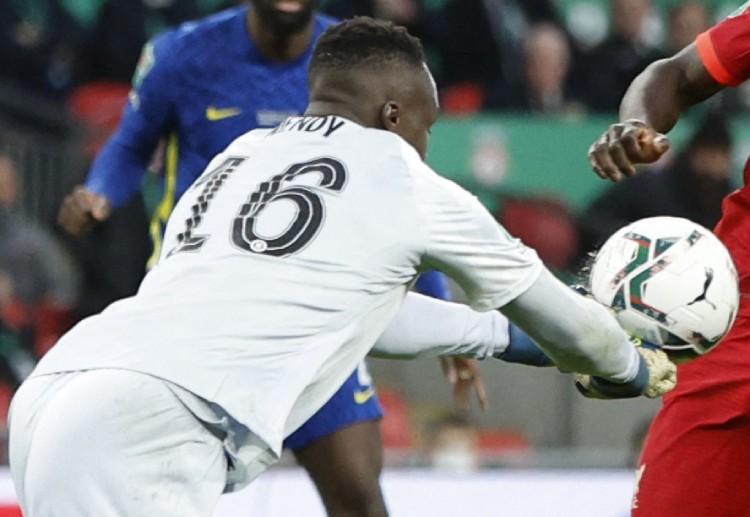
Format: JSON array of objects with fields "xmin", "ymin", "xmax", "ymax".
[{"xmin": 310, "ymin": 17, "xmax": 426, "ymax": 77}]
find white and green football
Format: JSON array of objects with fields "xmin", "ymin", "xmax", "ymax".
[{"xmin": 589, "ymin": 216, "xmax": 740, "ymax": 363}]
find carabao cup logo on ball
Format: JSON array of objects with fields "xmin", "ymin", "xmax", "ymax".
[{"xmin": 589, "ymin": 216, "xmax": 740, "ymax": 363}]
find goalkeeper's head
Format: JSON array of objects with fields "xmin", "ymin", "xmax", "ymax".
[{"xmin": 307, "ymin": 16, "xmax": 438, "ymax": 160}]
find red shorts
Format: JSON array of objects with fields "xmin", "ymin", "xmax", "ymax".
[{"xmin": 632, "ymin": 315, "xmax": 750, "ymax": 516}]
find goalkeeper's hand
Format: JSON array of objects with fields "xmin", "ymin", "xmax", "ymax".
[{"xmin": 575, "ymin": 338, "xmax": 677, "ymax": 399}]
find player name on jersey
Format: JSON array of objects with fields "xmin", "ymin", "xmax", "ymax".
[{"xmin": 270, "ymin": 115, "xmax": 346, "ymax": 137}]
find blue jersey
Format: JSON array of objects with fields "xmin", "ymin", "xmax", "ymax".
[
  {"xmin": 414, "ymin": 270, "xmax": 452, "ymax": 301},
  {"xmin": 85, "ymin": 6, "xmax": 336, "ymax": 263}
]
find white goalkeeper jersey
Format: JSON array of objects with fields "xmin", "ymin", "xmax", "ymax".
[{"xmin": 32, "ymin": 116, "xmax": 543, "ymax": 455}]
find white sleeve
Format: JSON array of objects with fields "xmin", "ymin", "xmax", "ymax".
[
  {"xmin": 406, "ymin": 155, "xmax": 638, "ymax": 382},
  {"xmin": 370, "ymin": 292, "xmax": 509, "ymax": 359},
  {"xmin": 410, "ymin": 160, "xmax": 543, "ymax": 311},
  {"xmin": 501, "ymin": 268, "xmax": 641, "ymax": 382}
]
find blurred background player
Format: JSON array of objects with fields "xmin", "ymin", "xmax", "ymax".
[
  {"xmin": 587, "ymin": 5, "xmax": 750, "ymax": 515},
  {"xmin": 55, "ymin": 2, "xmax": 482, "ymax": 515}
]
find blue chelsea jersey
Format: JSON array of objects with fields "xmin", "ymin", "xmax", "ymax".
[{"xmin": 85, "ymin": 6, "xmax": 337, "ymax": 209}]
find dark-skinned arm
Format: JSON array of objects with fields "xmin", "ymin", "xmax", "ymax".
[{"xmin": 588, "ymin": 44, "xmax": 725, "ymax": 182}]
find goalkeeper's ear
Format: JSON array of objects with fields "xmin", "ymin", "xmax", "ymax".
[{"xmin": 381, "ymin": 101, "xmax": 400, "ymax": 130}]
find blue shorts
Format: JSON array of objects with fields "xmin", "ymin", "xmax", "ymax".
[{"xmin": 283, "ymin": 363, "xmax": 383, "ymax": 451}]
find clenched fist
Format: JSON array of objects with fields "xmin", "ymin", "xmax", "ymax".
[{"xmin": 588, "ymin": 119, "xmax": 670, "ymax": 182}]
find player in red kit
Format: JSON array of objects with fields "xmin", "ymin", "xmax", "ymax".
[{"xmin": 588, "ymin": 4, "xmax": 750, "ymax": 515}]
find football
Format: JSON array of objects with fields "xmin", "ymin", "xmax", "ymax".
[{"xmin": 589, "ymin": 216, "xmax": 740, "ymax": 363}]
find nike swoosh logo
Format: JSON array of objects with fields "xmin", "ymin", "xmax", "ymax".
[
  {"xmin": 354, "ymin": 388, "xmax": 375, "ymax": 405},
  {"xmin": 206, "ymin": 106, "xmax": 242, "ymax": 121}
]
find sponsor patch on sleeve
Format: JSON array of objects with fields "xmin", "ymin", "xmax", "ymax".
[{"xmin": 132, "ymin": 42, "xmax": 155, "ymax": 89}]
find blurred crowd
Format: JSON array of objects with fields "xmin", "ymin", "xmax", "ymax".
[
  {"xmin": 1, "ymin": 0, "xmax": 747, "ymax": 116},
  {"xmin": 0, "ymin": 0, "xmax": 744, "ymax": 464}
]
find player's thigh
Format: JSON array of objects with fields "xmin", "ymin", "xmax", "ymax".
[
  {"xmin": 11, "ymin": 369, "xmax": 227, "ymax": 517},
  {"xmin": 294, "ymin": 419, "xmax": 384, "ymax": 482},
  {"xmin": 289, "ymin": 365, "xmax": 384, "ymax": 501},
  {"xmin": 294, "ymin": 419, "xmax": 386, "ymax": 517},
  {"xmin": 634, "ymin": 405, "xmax": 750, "ymax": 516}
]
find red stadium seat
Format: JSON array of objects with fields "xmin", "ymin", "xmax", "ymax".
[
  {"xmin": 0, "ymin": 381, "xmax": 14, "ymax": 465},
  {"xmin": 377, "ymin": 386, "xmax": 414, "ymax": 451},
  {"xmin": 478, "ymin": 428, "xmax": 531, "ymax": 452},
  {"xmin": 0, "ymin": 382, "xmax": 13, "ymax": 428},
  {"xmin": 33, "ymin": 300, "xmax": 75, "ymax": 359},
  {"xmin": 496, "ymin": 195, "xmax": 579, "ymax": 272},
  {"xmin": 67, "ymin": 82, "xmax": 131, "ymax": 158},
  {"xmin": 440, "ymin": 82, "xmax": 486, "ymax": 115},
  {"xmin": 478, "ymin": 427, "xmax": 533, "ymax": 467}
]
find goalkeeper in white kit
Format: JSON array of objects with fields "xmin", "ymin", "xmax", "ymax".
[{"xmin": 8, "ymin": 17, "xmax": 676, "ymax": 516}]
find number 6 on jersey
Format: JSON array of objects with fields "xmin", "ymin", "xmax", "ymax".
[
  {"xmin": 233, "ymin": 157, "xmax": 347, "ymax": 257},
  {"xmin": 168, "ymin": 157, "xmax": 347, "ymax": 259}
]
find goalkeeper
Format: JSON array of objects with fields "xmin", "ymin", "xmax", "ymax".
[{"xmin": 55, "ymin": 3, "xmax": 484, "ymax": 516}]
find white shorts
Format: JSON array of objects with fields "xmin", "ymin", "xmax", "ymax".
[{"xmin": 8, "ymin": 369, "xmax": 266, "ymax": 517}]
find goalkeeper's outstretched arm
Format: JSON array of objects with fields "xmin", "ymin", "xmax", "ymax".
[
  {"xmin": 370, "ymin": 269, "xmax": 674, "ymax": 397},
  {"xmin": 500, "ymin": 269, "xmax": 675, "ymax": 398},
  {"xmin": 371, "ymin": 292, "xmax": 550, "ymax": 366}
]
